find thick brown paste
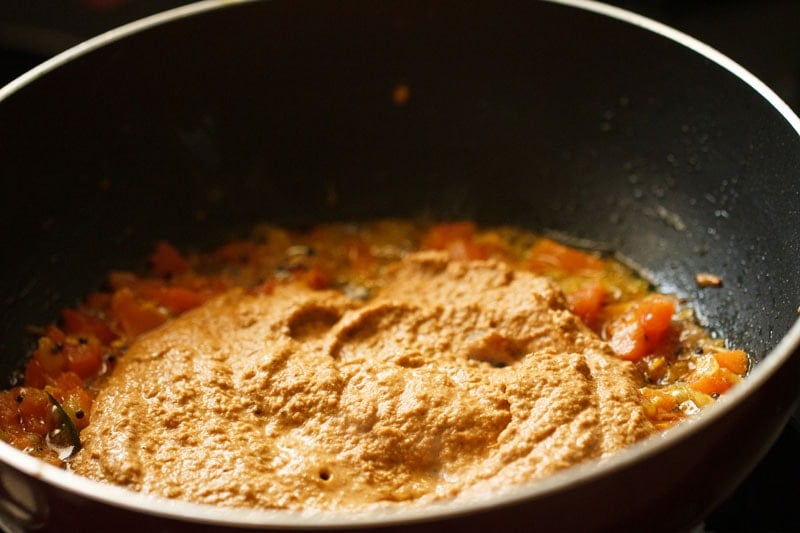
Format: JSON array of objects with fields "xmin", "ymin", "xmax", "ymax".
[
  {"xmin": 71, "ymin": 252, "xmax": 653, "ymax": 509},
  {"xmin": 2, "ymin": 220, "xmax": 749, "ymax": 510}
]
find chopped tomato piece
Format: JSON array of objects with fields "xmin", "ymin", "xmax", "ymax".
[
  {"xmin": 61, "ymin": 308, "xmax": 117, "ymax": 344},
  {"xmin": 63, "ymin": 341, "xmax": 104, "ymax": 380},
  {"xmin": 44, "ymin": 325, "xmax": 67, "ymax": 345},
  {"xmin": 137, "ymin": 283, "xmax": 205, "ymax": 314},
  {"xmin": 640, "ymin": 387, "xmax": 679, "ymax": 413},
  {"xmin": 10, "ymin": 433, "xmax": 52, "ymax": 462},
  {"xmin": 528, "ymin": 238, "xmax": 605, "ymax": 276},
  {"xmin": 421, "ymin": 222, "xmax": 493, "ymax": 260},
  {"xmin": 16, "ymin": 388, "xmax": 52, "ymax": 436},
  {"xmin": 54, "ymin": 372, "xmax": 84, "ymax": 391},
  {"xmin": 156, "ymin": 286, "xmax": 205, "ymax": 313},
  {"xmin": 111, "ymin": 287, "xmax": 168, "ymax": 337},
  {"xmin": 638, "ymin": 295, "xmax": 676, "ymax": 339},
  {"xmin": 149, "ymin": 241, "xmax": 189, "ymax": 278},
  {"xmin": 421, "ymin": 222, "xmax": 476, "ymax": 250},
  {"xmin": 568, "ymin": 282, "xmax": 605, "ymax": 327},
  {"xmin": 687, "ymin": 354, "xmax": 742, "ymax": 396},
  {"xmin": 182, "ymin": 275, "xmax": 229, "ymax": 294},
  {"xmin": 59, "ymin": 388, "xmax": 92, "ymax": 430},
  {"xmin": 446, "ymin": 239, "xmax": 492, "ymax": 260},
  {"xmin": 688, "ymin": 372, "xmax": 735, "ymax": 396},
  {"xmin": 0, "ymin": 391, "xmax": 21, "ymax": 429},
  {"xmin": 608, "ymin": 318, "xmax": 648, "ymax": 361},
  {"xmin": 607, "ymin": 294, "xmax": 676, "ymax": 361},
  {"xmin": 31, "ymin": 336, "xmax": 66, "ymax": 376},
  {"xmin": 713, "ymin": 349, "xmax": 749, "ymax": 375},
  {"xmin": 23, "ymin": 359, "xmax": 48, "ymax": 389}
]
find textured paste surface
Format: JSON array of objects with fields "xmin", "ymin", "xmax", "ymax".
[{"xmin": 72, "ymin": 252, "xmax": 654, "ymax": 509}]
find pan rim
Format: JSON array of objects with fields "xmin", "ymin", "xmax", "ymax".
[{"xmin": 0, "ymin": 0, "xmax": 798, "ymax": 528}]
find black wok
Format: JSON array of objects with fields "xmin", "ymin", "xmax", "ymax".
[{"xmin": 0, "ymin": 0, "xmax": 799, "ymax": 531}]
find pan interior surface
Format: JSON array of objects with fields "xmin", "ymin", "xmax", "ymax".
[
  {"xmin": 1, "ymin": 0, "xmax": 797, "ymax": 376},
  {"xmin": 0, "ymin": 0, "xmax": 798, "ymax": 530}
]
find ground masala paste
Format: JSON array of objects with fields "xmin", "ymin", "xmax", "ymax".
[{"xmin": 0, "ymin": 221, "xmax": 749, "ymax": 510}]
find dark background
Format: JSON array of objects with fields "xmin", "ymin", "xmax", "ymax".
[{"xmin": 1, "ymin": 1, "xmax": 799, "ymax": 531}]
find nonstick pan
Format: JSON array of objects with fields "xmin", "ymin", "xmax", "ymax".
[{"xmin": 0, "ymin": 1, "xmax": 799, "ymax": 531}]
